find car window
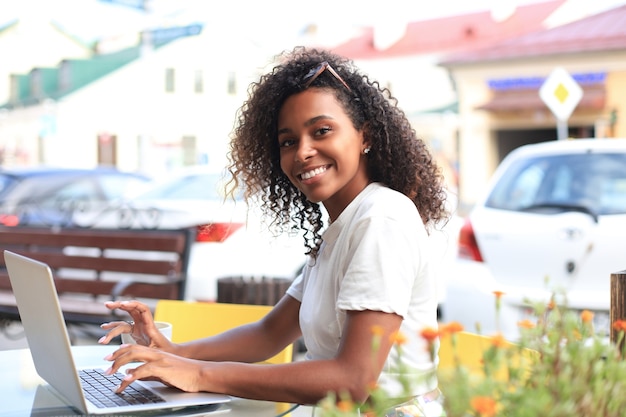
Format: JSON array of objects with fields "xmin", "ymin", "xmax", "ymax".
[
  {"xmin": 6, "ymin": 175, "xmax": 86, "ymax": 204},
  {"xmin": 38, "ymin": 178, "xmax": 101, "ymax": 209},
  {"xmin": 98, "ymin": 175, "xmax": 150, "ymax": 199},
  {"xmin": 486, "ymin": 152, "xmax": 626, "ymax": 215},
  {"xmin": 137, "ymin": 173, "xmax": 241, "ymax": 201},
  {"xmin": 0, "ymin": 174, "xmax": 17, "ymax": 197}
]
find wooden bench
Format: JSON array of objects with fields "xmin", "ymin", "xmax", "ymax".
[{"xmin": 0, "ymin": 226, "xmax": 194, "ymax": 326}]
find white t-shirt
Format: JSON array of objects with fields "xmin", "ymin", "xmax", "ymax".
[{"xmin": 286, "ymin": 182, "xmax": 439, "ymax": 396}]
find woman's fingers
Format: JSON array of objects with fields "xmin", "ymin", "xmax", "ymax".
[
  {"xmin": 98, "ymin": 320, "xmax": 133, "ymax": 344},
  {"xmin": 104, "ymin": 346, "xmax": 200, "ymax": 393},
  {"xmin": 105, "ymin": 300, "xmax": 151, "ymax": 317},
  {"xmin": 101, "ymin": 301, "xmax": 156, "ymax": 346},
  {"xmin": 104, "ymin": 346, "xmax": 165, "ymax": 392}
]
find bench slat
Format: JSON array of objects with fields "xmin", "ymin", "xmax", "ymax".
[
  {"xmin": 0, "ymin": 226, "xmax": 194, "ymax": 325},
  {"xmin": 0, "ymin": 227, "xmax": 189, "ymax": 252},
  {"xmin": 0, "ymin": 252, "xmax": 183, "ymax": 276}
]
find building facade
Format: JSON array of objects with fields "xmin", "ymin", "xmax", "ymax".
[
  {"xmin": 0, "ymin": 24, "xmax": 274, "ymax": 176},
  {"xmin": 441, "ymin": 4, "xmax": 626, "ymax": 209}
]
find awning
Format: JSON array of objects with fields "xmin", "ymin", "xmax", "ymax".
[{"xmin": 476, "ymin": 84, "xmax": 606, "ymax": 112}]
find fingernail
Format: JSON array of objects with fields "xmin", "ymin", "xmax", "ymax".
[
  {"xmin": 104, "ymin": 367, "xmax": 113, "ymax": 375},
  {"xmin": 123, "ymin": 374, "xmax": 133, "ymax": 381},
  {"xmin": 98, "ymin": 336, "xmax": 106, "ymax": 344},
  {"xmin": 104, "ymin": 354, "xmax": 113, "ymax": 361}
]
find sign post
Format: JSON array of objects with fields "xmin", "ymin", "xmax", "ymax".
[{"xmin": 539, "ymin": 67, "xmax": 583, "ymax": 140}]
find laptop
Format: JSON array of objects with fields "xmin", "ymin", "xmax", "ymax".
[{"xmin": 4, "ymin": 250, "xmax": 231, "ymax": 415}]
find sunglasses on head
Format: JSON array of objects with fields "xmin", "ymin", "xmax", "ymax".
[{"xmin": 302, "ymin": 61, "xmax": 351, "ymax": 92}]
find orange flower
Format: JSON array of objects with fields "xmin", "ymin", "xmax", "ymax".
[
  {"xmin": 613, "ymin": 320, "xmax": 626, "ymax": 332},
  {"xmin": 440, "ymin": 321, "xmax": 464, "ymax": 336},
  {"xmin": 493, "ymin": 291, "xmax": 505, "ymax": 313},
  {"xmin": 420, "ymin": 327, "xmax": 439, "ymax": 342},
  {"xmin": 389, "ymin": 330, "xmax": 407, "ymax": 345},
  {"xmin": 471, "ymin": 396, "xmax": 498, "ymax": 417},
  {"xmin": 337, "ymin": 400, "xmax": 354, "ymax": 412},
  {"xmin": 581, "ymin": 310, "xmax": 594, "ymax": 323},
  {"xmin": 517, "ymin": 319, "xmax": 536, "ymax": 329},
  {"xmin": 370, "ymin": 325, "xmax": 384, "ymax": 337},
  {"xmin": 493, "ymin": 290, "xmax": 505, "ymax": 299},
  {"xmin": 491, "ymin": 333, "xmax": 508, "ymax": 348}
]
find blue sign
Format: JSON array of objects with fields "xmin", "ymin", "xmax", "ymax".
[
  {"xmin": 98, "ymin": 0, "xmax": 147, "ymax": 11},
  {"xmin": 143, "ymin": 24, "xmax": 203, "ymax": 43},
  {"xmin": 488, "ymin": 72, "xmax": 606, "ymax": 90}
]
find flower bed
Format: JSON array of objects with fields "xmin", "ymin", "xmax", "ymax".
[{"xmin": 317, "ymin": 291, "xmax": 626, "ymax": 416}]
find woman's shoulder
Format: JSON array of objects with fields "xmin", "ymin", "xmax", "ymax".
[
  {"xmin": 364, "ymin": 182, "xmax": 413, "ymax": 203},
  {"xmin": 359, "ymin": 183, "xmax": 418, "ymax": 218}
]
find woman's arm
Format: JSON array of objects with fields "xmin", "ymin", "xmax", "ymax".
[
  {"xmin": 105, "ymin": 308, "xmax": 402, "ymax": 405},
  {"xmin": 101, "ymin": 295, "xmax": 303, "ymax": 364}
]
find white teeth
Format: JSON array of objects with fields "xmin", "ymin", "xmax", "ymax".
[{"xmin": 300, "ymin": 166, "xmax": 327, "ymax": 180}]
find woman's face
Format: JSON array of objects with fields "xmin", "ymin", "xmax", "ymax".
[{"xmin": 277, "ymin": 89, "xmax": 370, "ymax": 221}]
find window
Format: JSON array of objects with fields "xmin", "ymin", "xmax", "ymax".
[
  {"xmin": 182, "ymin": 136, "xmax": 197, "ymax": 165},
  {"xmin": 486, "ymin": 153, "xmax": 626, "ymax": 215},
  {"xmin": 227, "ymin": 71, "xmax": 236, "ymax": 95},
  {"xmin": 59, "ymin": 62, "xmax": 71, "ymax": 91},
  {"xmin": 9, "ymin": 75, "xmax": 21, "ymax": 102},
  {"xmin": 165, "ymin": 68, "xmax": 175, "ymax": 92},
  {"xmin": 194, "ymin": 69, "xmax": 204, "ymax": 93},
  {"xmin": 30, "ymin": 69, "xmax": 42, "ymax": 98}
]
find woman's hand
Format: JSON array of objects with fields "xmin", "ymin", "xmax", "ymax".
[
  {"xmin": 98, "ymin": 300, "xmax": 173, "ymax": 351},
  {"xmin": 104, "ymin": 344, "xmax": 208, "ymax": 394}
]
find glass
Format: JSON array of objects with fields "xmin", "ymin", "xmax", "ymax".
[
  {"xmin": 485, "ymin": 153, "xmax": 626, "ymax": 215},
  {"xmin": 302, "ymin": 61, "xmax": 351, "ymax": 91}
]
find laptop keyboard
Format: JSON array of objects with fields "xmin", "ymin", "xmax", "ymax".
[{"xmin": 79, "ymin": 368, "xmax": 166, "ymax": 408}]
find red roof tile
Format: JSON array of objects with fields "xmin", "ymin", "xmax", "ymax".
[
  {"xmin": 441, "ymin": 4, "xmax": 626, "ymax": 64},
  {"xmin": 331, "ymin": 0, "xmax": 565, "ymax": 59}
]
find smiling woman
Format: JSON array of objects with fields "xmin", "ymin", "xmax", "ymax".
[{"xmin": 98, "ymin": 47, "xmax": 449, "ymax": 416}]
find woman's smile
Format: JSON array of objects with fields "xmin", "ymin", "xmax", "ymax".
[{"xmin": 299, "ymin": 165, "xmax": 330, "ymax": 181}]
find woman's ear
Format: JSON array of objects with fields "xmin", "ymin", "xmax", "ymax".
[{"xmin": 360, "ymin": 123, "xmax": 371, "ymax": 155}]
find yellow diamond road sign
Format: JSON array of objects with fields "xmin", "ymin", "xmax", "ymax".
[{"xmin": 539, "ymin": 67, "xmax": 583, "ymax": 121}]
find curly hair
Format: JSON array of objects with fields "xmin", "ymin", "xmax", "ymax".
[{"xmin": 227, "ymin": 46, "xmax": 448, "ymax": 258}]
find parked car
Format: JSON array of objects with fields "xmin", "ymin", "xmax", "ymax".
[
  {"xmin": 442, "ymin": 138, "xmax": 626, "ymax": 340},
  {"xmin": 80, "ymin": 166, "xmax": 308, "ymax": 302},
  {"xmin": 0, "ymin": 166, "xmax": 153, "ymax": 227}
]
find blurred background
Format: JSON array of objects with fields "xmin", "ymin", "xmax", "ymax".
[
  {"xmin": 1, "ymin": 0, "xmax": 626, "ymax": 344},
  {"xmin": 0, "ymin": 0, "xmax": 624, "ymax": 206}
]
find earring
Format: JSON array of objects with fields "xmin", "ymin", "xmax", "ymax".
[{"xmin": 363, "ymin": 147, "xmax": 371, "ymax": 154}]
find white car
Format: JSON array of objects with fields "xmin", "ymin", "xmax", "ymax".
[
  {"xmin": 443, "ymin": 138, "xmax": 626, "ymax": 340},
  {"xmin": 75, "ymin": 166, "xmax": 307, "ymax": 302}
]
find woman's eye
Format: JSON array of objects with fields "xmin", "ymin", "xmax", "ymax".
[
  {"xmin": 316, "ymin": 126, "xmax": 332, "ymax": 136},
  {"xmin": 279, "ymin": 138, "xmax": 295, "ymax": 148}
]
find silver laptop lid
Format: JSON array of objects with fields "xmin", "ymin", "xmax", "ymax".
[
  {"xmin": 4, "ymin": 250, "xmax": 230, "ymax": 415},
  {"xmin": 4, "ymin": 250, "xmax": 88, "ymax": 412}
]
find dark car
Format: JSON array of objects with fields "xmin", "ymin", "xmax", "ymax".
[{"xmin": 0, "ymin": 166, "xmax": 152, "ymax": 227}]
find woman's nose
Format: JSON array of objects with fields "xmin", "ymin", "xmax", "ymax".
[{"xmin": 294, "ymin": 139, "xmax": 316, "ymax": 162}]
